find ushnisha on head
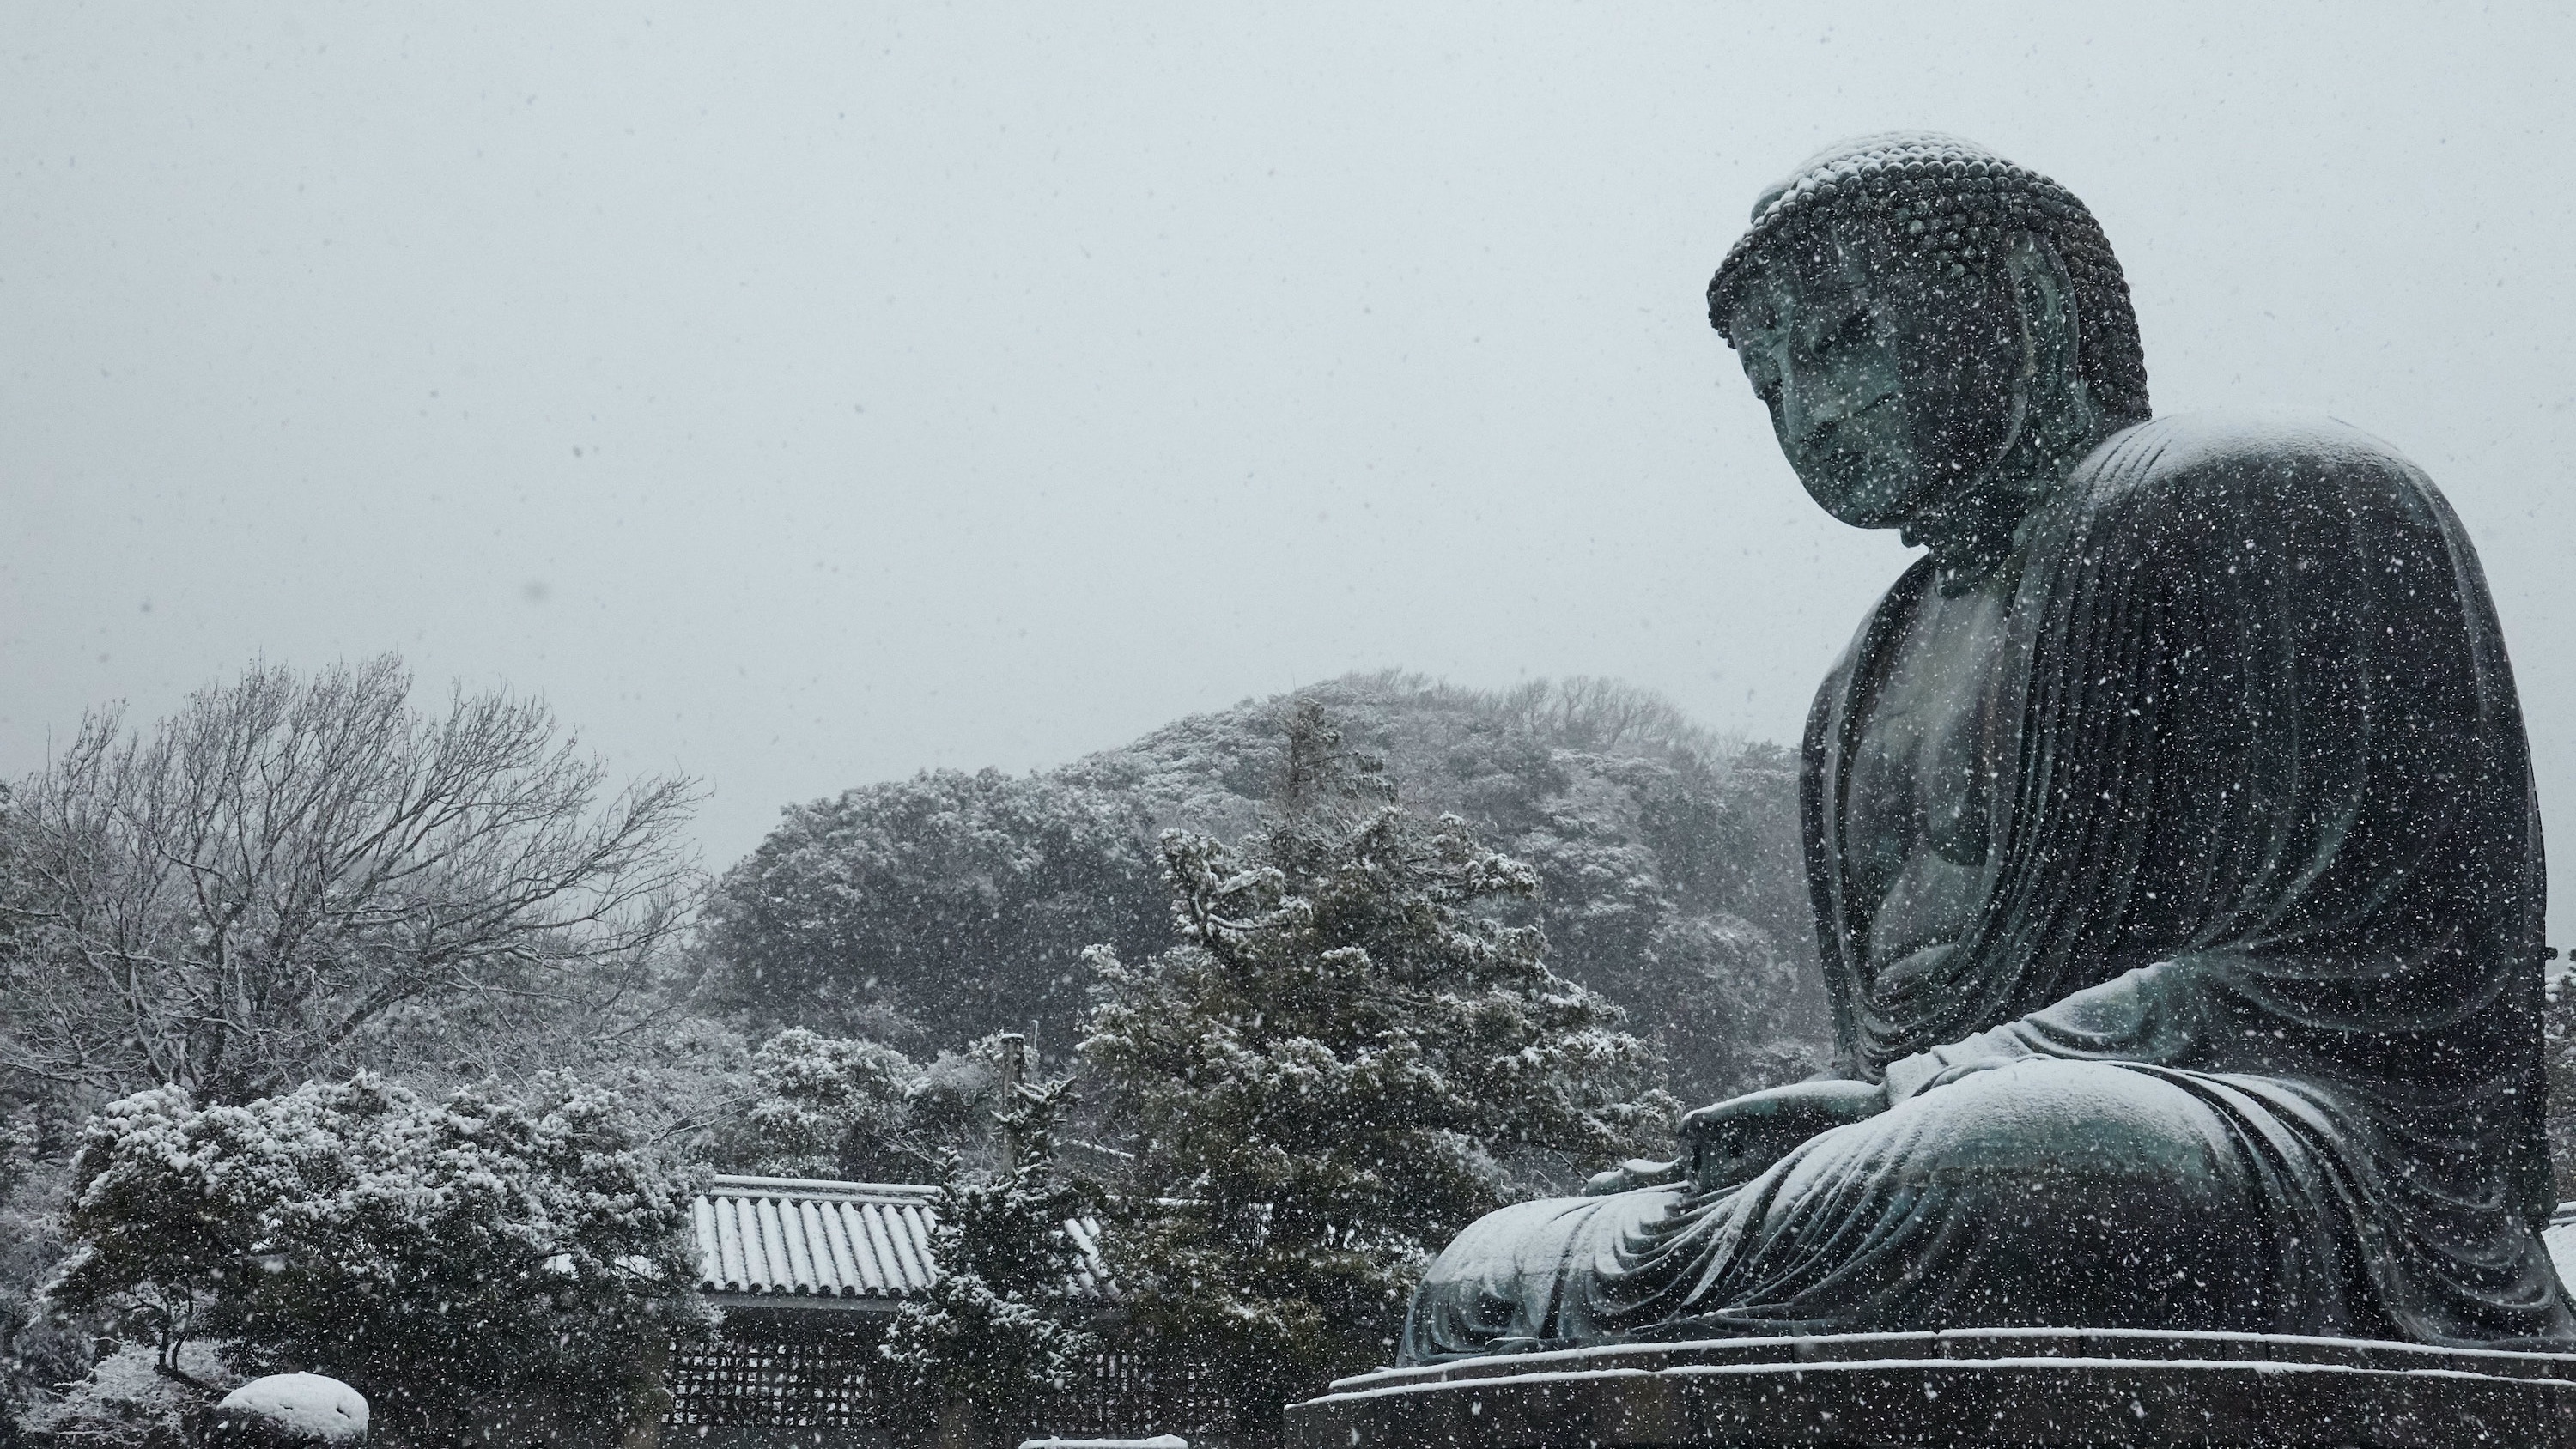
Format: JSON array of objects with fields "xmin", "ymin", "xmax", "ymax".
[{"xmin": 1709, "ymin": 133, "xmax": 2148, "ymax": 581}]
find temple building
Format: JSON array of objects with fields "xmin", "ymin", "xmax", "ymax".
[{"xmin": 662, "ymin": 1174, "xmax": 1224, "ymax": 1448}]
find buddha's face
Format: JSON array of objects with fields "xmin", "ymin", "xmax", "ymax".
[{"xmin": 1723, "ymin": 221, "xmax": 2020, "ymax": 530}]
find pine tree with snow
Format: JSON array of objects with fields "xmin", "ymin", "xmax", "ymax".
[
  {"xmin": 882, "ymin": 1070, "xmax": 1100, "ymax": 1448},
  {"xmin": 1079, "ymin": 701, "xmax": 1676, "ymax": 1441}
]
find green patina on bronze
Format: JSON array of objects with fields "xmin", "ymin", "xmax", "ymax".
[{"xmin": 1401, "ymin": 132, "xmax": 2573, "ymax": 1360}]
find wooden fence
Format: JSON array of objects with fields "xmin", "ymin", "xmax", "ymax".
[{"xmin": 663, "ymin": 1328, "xmax": 1235, "ymax": 1446}]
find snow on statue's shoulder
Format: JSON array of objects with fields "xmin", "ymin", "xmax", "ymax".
[{"xmin": 213, "ymin": 1373, "xmax": 369, "ymax": 1445}]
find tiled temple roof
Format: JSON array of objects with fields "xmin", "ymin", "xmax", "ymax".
[{"xmin": 691, "ymin": 1173, "xmax": 1104, "ymax": 1311}]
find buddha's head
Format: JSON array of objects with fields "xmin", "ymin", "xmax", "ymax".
[{"xmin": 1709, "ymin": 134, "xmax": 2148, "ymax": 569}]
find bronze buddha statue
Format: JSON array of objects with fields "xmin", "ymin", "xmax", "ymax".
[{"xmin": 1401, "ymin": 133, "xmax": 2573, "ymax": 1361}]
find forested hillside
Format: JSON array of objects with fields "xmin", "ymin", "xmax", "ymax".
[{"xmin": 701, "ymin": 670, "xmax": 1830, "ymax": 1105}]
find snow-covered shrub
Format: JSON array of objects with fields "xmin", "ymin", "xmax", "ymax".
[
  {"xmin": 902, "ymin": 1040, "xmax": 1013, "ymax": 1158},
  {"xmin": 0, "ymin": 1111, "xmax": 89, "ymax": 1444},
  {"xmin": 207, "ymin": 1373, "xmax": 367, "ymax": 1446},
  {"xmin": 2544, "ymin": 967, "xmax": 2576, "ymax": 1197},
  {"xmin": 43, "ymin": 1073, "xmax": 705, "ymax": 1447}
]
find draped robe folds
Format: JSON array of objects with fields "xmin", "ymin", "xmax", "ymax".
[{"xmin": 1399, "ymin": 413, "xmax": 2576, "ymax": 1362}]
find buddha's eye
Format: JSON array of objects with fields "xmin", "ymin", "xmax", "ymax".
[{"xmin": 1813, "ymin": 308, "xmax": 1874, "ymax": 356}]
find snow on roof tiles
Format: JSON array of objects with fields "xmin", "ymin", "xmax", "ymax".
[{"xmin": 691, "ymin": 1173, "xmax": 1103, "ymax": 1307}]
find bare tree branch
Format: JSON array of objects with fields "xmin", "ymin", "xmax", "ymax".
[{"xmin": 0, "ymin": 655, "xmax": 704, "ymax": 1103}]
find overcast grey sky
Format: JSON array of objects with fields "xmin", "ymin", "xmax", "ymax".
[{"xmin": 7, "ymin": 3, "xmax": 2574, "ymax": 925}]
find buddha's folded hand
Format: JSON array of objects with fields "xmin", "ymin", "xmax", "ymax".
[
  {"xmin": 1679, "ymin": 1078, "xmax": 1889, "ymax": 1191},
  {"xmin": 1580, "ymin": 1157, "xmax": 1687, "ymax": 1197}
]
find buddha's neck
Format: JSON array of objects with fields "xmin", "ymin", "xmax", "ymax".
[
  {"xmin": 1904, "ymin": 413, "xmax": 2111, "ymax": 594},
  {"xmin": 1902, "ymin": 481, "xmax": 2042, "ymax": 595}
]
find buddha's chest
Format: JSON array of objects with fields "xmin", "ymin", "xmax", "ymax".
[{"xmin": 1842, "ymin": 579, "xmax": 2012, "ymax": 971}]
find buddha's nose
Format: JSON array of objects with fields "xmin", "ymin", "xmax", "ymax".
[
  {"xmin": 1782, "ymin": 370, "xmax": 1878, "ymax": 445},
  {"xmin": 1783, "ymin": 370, "xmax": 1844, "ymax": 445}
]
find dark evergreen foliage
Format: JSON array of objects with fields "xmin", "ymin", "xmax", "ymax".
[{"xmin": 697, "ymin": 768, "xmax": 1171, "ymax": 1057}]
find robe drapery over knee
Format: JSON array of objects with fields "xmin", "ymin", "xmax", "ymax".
[{"xmin": 1400, "ymin": 414, "xmax": 2573, "ymax": 1363}]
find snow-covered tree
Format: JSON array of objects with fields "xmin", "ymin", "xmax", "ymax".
[
  {"xmin": 1080, "ymin": 703, "xmax": 1676, "ymax": 1440},
  {"xmin": 0, "ymin": 657, "xmax": 701, "ymax": 1105},
  {"xmin": 44, "ymin": 1073, "xmax": 705, "ymax": 1446},
  {"xmin": 882, "ymin": 1074, "xmax": 1099, "ymax": 1448},
  {"xmin": 718, "ymin": 1028, "xmax": 1057, "ymax": 1185},
  {"xmin": 699, "ymin": 768, "xmax": 1170, "ymax": 1054},
  {"xmin": 735, "ymin": 1027, "xmax": 923, "ymax": 1179}
]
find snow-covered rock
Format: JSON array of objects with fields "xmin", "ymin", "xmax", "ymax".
[{"xmin": 211, "ymin": 1373, "xmax": 368, "ymax": 1445}]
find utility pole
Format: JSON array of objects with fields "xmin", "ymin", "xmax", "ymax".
[{"xmin": 997, "ymin": 1031, "xmax": 1027, "ymax": 1173}]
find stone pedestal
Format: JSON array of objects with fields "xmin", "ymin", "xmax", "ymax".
[{"xmin": 1282, "ymin": 1329, "xmax": 2576, "ymax": 1448}]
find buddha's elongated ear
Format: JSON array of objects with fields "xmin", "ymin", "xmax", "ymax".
[
  {"xmin": 2001, "ymin": 231, "xmax": 2102, "ymax": 451},
  {"xmin": 2002, "ymin": 232, "xmax": 2080, "ymax": 391}
]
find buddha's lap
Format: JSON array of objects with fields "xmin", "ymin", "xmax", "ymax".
[
  {"xmin": 1771, "ymin": 1058, "xmax": 2266, "ymax": 1210},
  {"xmin": 1733, "ymin": 1060, "xmax": 2281, "ymax": 1294},
  {"xmin": 1431, "ymin": 1060, "xmax": 2281, "ymax": 1301}
]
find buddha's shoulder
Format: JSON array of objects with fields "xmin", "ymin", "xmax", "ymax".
[{"xmin": 2067, "ymin": 411, "xmax": 2444, "ymax": 528}]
